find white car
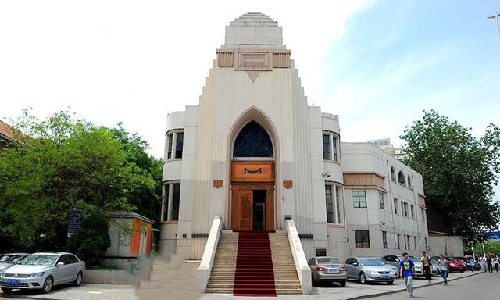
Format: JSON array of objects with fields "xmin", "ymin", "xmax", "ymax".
[
  {"xmin": 0, "ymin": 252, "xmax": 85, "ymax": 294},
  {"xmin": 0, "ymin": 253, "xmax": 29, "ymax": 271}
]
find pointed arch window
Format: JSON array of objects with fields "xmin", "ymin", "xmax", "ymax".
[{"xmin": 233, "ymin": 121, "xmax": 273, "ymax": 158}]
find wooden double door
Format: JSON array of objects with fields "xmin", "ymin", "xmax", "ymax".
[{"xmin": 230, "ymin": 184, "xmax": 274, "ymax": 231}]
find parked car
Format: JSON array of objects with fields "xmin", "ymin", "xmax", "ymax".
[
  {"xmin": 308, "ymin": 257, "xmax": 347, "ymax": 287},
  {"xmin": 0, "ymin": 252, "xmax": 85, "ymax": 294},
  {"xmin": 345, "ymin": 257, "xmax": 397, "ymax": 284},
  {"xmin": 446, "ymin": 257, "xmax": 466, "ymax": 272},
  {"xmin": 430, "ymin": 259, "xmax": 440, "ymax": 276},
  {"xmin": 0, "ymin": 253, "xmax": 29, "ymax": 271},
  {"xmin": 464, "ymin": 258, "xmax": 481, "ymax": 271},
  {"xmin": 382, "ymin": 255, "xmax": 425, "ymax": 278}
]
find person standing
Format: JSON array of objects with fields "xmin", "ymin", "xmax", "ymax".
[
  {"xmin": 493, "ymin": 254, "xmax": 499, "ymax": 273},
  {"xmin": 487, "ymin": 254, "xmax": 493, "ymax": 273},
  {"xmin": 400, "ymin": 252, "xmax": 416, "ymax": 298},
  {"xmin": 421, "ymin": 251, "xmax": 432, "ymax": 283},
  {"xmin": 481, "ymin": 256, "xmax": 487, "ymax": 273},
  {"xmin": 437, "ymin": 254, "xmax": 449, "ymax": 286}
]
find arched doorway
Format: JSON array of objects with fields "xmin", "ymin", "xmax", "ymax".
[{"xmin": 230, "ymin": 120, "xmax": 275, "ymax": 231}]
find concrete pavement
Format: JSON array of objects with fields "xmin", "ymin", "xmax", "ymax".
[{"xmin": 0, "ymin": 271, "xmax": 491, "ymax": 300}]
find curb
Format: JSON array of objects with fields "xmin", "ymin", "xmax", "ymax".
[{"xmin": 344, "ymin": 272, "xmax": 479, "ymax": 300}]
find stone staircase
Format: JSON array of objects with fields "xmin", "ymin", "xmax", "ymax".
[
  {"xmin": 206, "ymin": 231, "xmax": 302, "ymax": 295},
  {"xmin": 135, "ymin": 254, "xmax": 202, "ymax": 300}
]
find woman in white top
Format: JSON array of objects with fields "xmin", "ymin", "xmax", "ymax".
[{"xmin": 493, "ymin": 255, "xmax": 499, "ymax": 273}]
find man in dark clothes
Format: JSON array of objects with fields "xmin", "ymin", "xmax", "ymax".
[{"xmin": 487, "ymin": 254, "xmax": 493, "ymax": 273}]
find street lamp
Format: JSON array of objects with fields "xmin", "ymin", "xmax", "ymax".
[{"xmin": 487, "ymin": 11, "xmax": 500, "ymax": 36}]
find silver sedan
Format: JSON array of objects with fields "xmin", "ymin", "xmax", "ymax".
[
  {"xmin": 308, "ymin": 257, "xmax": 347, "ymax": 287},
  {"xmin": 345, "ymin": 257, "xmax": 398, "ymax": 284},
  {"xmin": 0, "ymin": 252, "xmax": 85, "ymax": 294}
]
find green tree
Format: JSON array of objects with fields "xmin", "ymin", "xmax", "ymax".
[
  {"xmin": 67, "ymin": 212, "xmax": 111, "ymax": 266},
  {"xmin": 0, "ymin": 110, "xmax": 161, "ymax": 252},
  {"xmin": 400, "ymin": 110, "xmax": 500, "ymax": 244}
]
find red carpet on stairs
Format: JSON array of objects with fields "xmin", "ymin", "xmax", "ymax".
[{"xmin": 233, "ymin": 231, "xmax": 277, "ymax": 297}]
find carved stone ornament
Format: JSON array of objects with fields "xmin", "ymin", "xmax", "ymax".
[{"xmin": 213, "ymin": 180, "xmax": 223, "ymax": 189}]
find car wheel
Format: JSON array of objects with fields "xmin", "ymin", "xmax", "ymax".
[
  {"xmin": 460, "ymin": 269, "xmax": 464, "ymax": 273},
  {"xmin": 73, "ymin": 272, "xmax": 83, "ymax": 286},
  {"xmin": 1, "ymin": 287, "xmax": 13, "ymax": 294},
  {"xmin": 339, "ymin": 280, "xmax": 346, "ymax": 287},
  {"xmin": 359, "ymin": 272, "xmax": 367, "ymax": 284},
  {"xmin": 43, "ymin": 276, "xmax": 54, "ymax": 293},
  {"xmin": 387, "ymin": 280, "xmax": 394, "ymax": 285}
]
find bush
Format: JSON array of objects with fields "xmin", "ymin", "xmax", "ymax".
[{"xmin": 67, "ymin": 212, "xmax": 111, "ymax": 266}]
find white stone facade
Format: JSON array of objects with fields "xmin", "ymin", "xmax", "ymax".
[{"xmin": 160, "ymin": 12, "xmax": 428, "ymax": 262}]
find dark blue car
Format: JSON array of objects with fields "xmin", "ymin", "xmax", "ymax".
[{"xmin": 465, "ymin": 258, "xmax": 481, "ymax": 271}]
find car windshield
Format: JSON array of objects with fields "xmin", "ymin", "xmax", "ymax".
[
  {"xmin": 317, "ymin": 258, "xmax": 340, "ymax": 264},
  {"xmin": 359, "ymin": 258, "xmax": 386, "ymax": 266},
  {"xmin": 20, "ymin": 255, "xmax": 58, "ymax": 266},
  {"xmin": 409, "ymin": 256, "xmax": 421, "ymax": 262},
  {"xmin": 0, "ymin": 254, "xmax": 24, "ymax": 264},
  {"xmin": 448, "ymin": 258, "xmax": 457, "ymax": 262}
]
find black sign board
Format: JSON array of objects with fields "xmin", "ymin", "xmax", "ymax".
[{"xmin": 67, "ymin": 206, "xmax": 85, "ymax": 238}]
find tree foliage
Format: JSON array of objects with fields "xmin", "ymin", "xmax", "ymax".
[
  {"xmin": 66, "ymin": 212, "xmax": 111, "ymax": 266},
  {"xmin": 401, "ymin": 110, "xmax": 500, "ymax": 244},
  {"xmin": 0, "ymin": 110, "xmax": 162, "ymax": 253}
]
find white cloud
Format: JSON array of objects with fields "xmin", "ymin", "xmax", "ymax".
[{"xmin": 0, "ymin": 0, "xmax": 376, "ymax": 157}]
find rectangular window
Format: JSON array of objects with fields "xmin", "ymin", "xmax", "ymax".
[
  {"xmin": 167, "ymin": 133, "xmax": 173, "ymax": 159},
  {"xmin": 379, "ymin": 192, "xmax": 384, "ymax": 209},
  {"xmin": 162, "ymin": 184, "xmax": 170, "ymax": 221},
  {"xmin": 325, "ymin": 185, "xmax": 335, "ymax": 223},
  {"xmin": 323, "ymin": 134, "xmax": 331, "ymax": 160},
  {"xmin": 332, "ymin": 136, "xmax": 338, "ymax": 161},
  {"xmin": 171, "ymin": 183, "xmax": 181, "ymax": 221},
  {"xmin": 410, "ymin": 205, "xmax": 415, "ymax": 219},
  {"xmin": 394, "ymin": 199, "xmax": 398, "ymax": 214},
  {"xmin": 414, "ymin": 236, "xmax": 417, "ymax": 250},
  {"xmin": 407, "ymin": 235, "xmax": 411, "ymax": 250},
  {"xmin": 403, "ymin": 202, "xmax": 408, "ymax": 217},
  {"xmin": 425, "ymin": 237, "xmax": 428, "ymax": 250},
  {"xmin": 421, "ymin": 207, "xmax": 426, "ymax": 222},
  {"xmin": 382, "ymin": 231, "xmax": 388, "ymax": 248},
  {"xmin": 355, "ymin": 230, "xmax": 370, "ymax": 248},
  {"xmin": 335, "ymin": 186, "xmax": 341, "ymax": 223},
  {"xmin": 397, "ymin": 234, "xmax": 401, "ymax": 249},
  {"xmin": 175, "ymin": 132, "xmax": 184, "ymax": 159},
  {"xmin": 353, "ymin": 191, "xmax": 367, "ymax": 208}
]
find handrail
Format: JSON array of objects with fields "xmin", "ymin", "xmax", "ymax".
[
  {"xmin": 197, "ymin": 216, "xmax": 223, "ymax": 292},
  {"xmin": 285, "ymin": 219, "xmax": 312, "ymax": 295}
]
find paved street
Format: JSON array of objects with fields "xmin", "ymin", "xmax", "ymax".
[{"xmin": 1, "ymin": 272, "xmax": 497, "ymax": 300}]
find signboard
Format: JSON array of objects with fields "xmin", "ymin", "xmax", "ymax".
[
  {"xmin": 67, "ymin": 207, "xmax": 85, "ymax": 238},
  {"xmin": 485, "ymin": 231, "xmax": 500, "ymax": 241}
]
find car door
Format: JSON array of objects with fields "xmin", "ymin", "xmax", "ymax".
[
  {"xmin": 53, "ymin": 255, "xmax": 69, "ymax": 284},
  {"xmin": 65, "ymin": 255, "xmax": 79, "ymax": 283},
  {"xmin": 345, "ymin": 258, "xmax": 355, "ymax": 278}
]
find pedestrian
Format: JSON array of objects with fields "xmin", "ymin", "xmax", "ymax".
[
  {"xmin": 400, "ymin": 252, "xmax": 415, "ymax": 298},
  {"xmin": 487, "ymin": 254, "xmax": 493, "ymax": 273},
  {"xmin": 421, "ymin": 251, "xmax": 432, "ymax": 283},
  {"xmin": 481, "ymin": 256, "xmax": 487, "ymax": 273},
  {"xmin": 437, "ymin": 254, "xmax": 449, "ymax": 286},
  {"xmin": 494, "ymin": 254, "xmax": 499, "ymax": 273}
]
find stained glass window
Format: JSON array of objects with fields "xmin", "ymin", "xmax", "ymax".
[{"xmin": 233, "ymin": 121, "xmax": 273, "ymax": 157}]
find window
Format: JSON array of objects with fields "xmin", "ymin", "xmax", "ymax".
[
  {"xmin": 355, "ymin": 230, "xmax": 370, "ymax": 248},
  {"xmin": 353, "ymin": 191, "xmax": 367, "ymax": 208},
  {"xmin": 379, "ymin": 192, "xmax": 385, "ymax": 209},
  {"xmin": 394, "ymin": 199, "xmax": 398, "ymax": 214},
  {"xmin": 175, "ymin": 132, "xmax": 184, "ymax": 158},
  {"xmin": 165, "ymin": 130, "xmax": 184, "ymax": 160},
  {"xmin": 425, "ymin": 238, "xmax": 428, "ymax": 250},
  {"xmin": 323, "ymin": 134, "xmax": 331, "ymax": 160},
  {"xmin": 325, "ymin": 185, "xmax": 335, "ymax": 223},
  {"xmin": 420, "ymin": 207, "xmax": 426, "ymax": 222},
  {"xmin": 382, "ymin": 231, "xmax": 388, "ymax": 248},
  {"xmin": 410, "ymin": 205, "xmax": 415, "ymax": 219},
  {"xmin": 414, "ymin": 236, "xmax": 417, "ymax": 250},
  {"xmin": 332, "ymin": 136, "xmax": 338, "ymax": 161},
  {"xmin": 163, "ymin": 182, "xmax": 181, "ymax": 221},
  {"xmin": 234, "ymin": 121, "xmax": 273, "ymax": 157},
  {"xmin": 403, "ymin": 202, "xmax": 408, "ymax": 217},
  {"xmin": 335, "ymin": 186, "xmax": 341, "ymax": 223},
  {"xmin": 322, "ymin": 131, "xmax": 340, "ymax": 162},
  {"xmin": 391, "ymin": 167, "xmax": 396, "ymax": 181},
  {"xmin": 407, "ymin": 235, "xmax": 411, "ymax": 250},
  {"xmin": 398, "ymin": 171, "xmax": 406, "ymax": 185},
  {"xmin": 326, "ymin": 184, "xmax": 342, "ymax": 224},
  {"xmin": 408, "ymin": 176, "xmax": 412, "ymax": 189},
  {"xmin": 397, "ymin": 234, "xmax": 401, "ymax": 249}
]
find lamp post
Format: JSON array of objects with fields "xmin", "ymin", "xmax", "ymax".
[{"xmin": 488, "ymin": 11, "xmax": 500, "ymax": 36}]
